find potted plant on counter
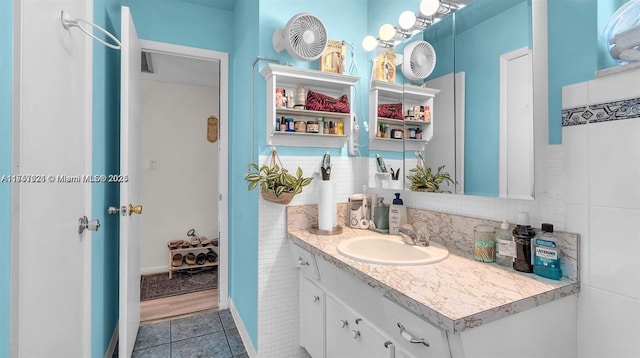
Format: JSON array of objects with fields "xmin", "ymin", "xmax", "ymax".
[{"xmin": 244, "ymin": 148, "xmax": 313, "ymax": 205}]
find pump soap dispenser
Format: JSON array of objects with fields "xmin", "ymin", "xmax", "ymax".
[{"xmin": 389, "ymin": 193, "xmax": 407, "ymax": 235}]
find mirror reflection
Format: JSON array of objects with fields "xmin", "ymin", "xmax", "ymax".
[{"xmin": 367, "ymin": 0, "xmax": 534, "ymax": 198}]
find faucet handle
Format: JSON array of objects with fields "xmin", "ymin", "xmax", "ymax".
[{"xmin": 412, "ymin": 222, "xmax": 431, "ymax": 246}]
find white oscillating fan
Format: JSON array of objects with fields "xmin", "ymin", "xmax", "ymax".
[
  {"xmin": 272, "ymin": 13, "xmax": 328, "ymax": 61},
  {"xmin": 399, "ymin": 40, "xmax": 437, "ymax": 81}
]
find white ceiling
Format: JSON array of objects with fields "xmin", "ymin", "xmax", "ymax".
[{"xmin": 141, "ymin": 51, "xmax": 220, "ymax": 88}]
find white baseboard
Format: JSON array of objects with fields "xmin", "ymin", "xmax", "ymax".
[
  {"xmin": 140, "ymin": 266, "xmax": 167, "ymax": 275},
  {"xmin": 104, "ymin": 321, "xmax": 118, "ymax": 358},
  {"xmin": 229, "ymin": 298, "xmax": 257, "ymax": 358}
]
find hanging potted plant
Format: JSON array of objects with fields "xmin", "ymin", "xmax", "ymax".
[{"xmin": 244, "ymin": 148, "xmax": 313, "ymax": 205}]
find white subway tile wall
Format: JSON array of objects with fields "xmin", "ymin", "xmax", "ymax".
[
  {"xmin": 257, "ymin": 155, "xmax": 367, "ymax": 358},
  {"xmin": 563, "ymin": 67, "xmax": 640, "ymax": 358}
]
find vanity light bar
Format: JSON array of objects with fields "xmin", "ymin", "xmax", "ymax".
[{"xmin": 362, "ymin": 0, "xmax": 466, "ymax": 51}]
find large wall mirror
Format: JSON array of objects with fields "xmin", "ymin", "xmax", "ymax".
[{"xmin": 368, "ymin": 0, "xmax": 535, "ymax": 199}]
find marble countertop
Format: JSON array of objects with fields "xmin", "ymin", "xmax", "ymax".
[{"xmin": 288, "ymin": 225, "xmax": 579, "ymax": 334}]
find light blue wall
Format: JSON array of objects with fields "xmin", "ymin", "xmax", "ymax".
[
  {"xmin": 123, "ymin": 0, "xmax": 234, "ymax": 53},
  {"xmin": 229, "ymin": 0, "xmax": 259, "ymax": 346},
  {"xmin": 92, "ymin": 1, "xmax": 122, "ymax": 357},
  {"xmin": 548, "ymin": 0, "xmax": 598, "ymax": 144},
  {"xmin": 455, "ymin": 1, "xmax": 530, "ymax": 197},
  {"xmin": 0, "ymin": 0, "xmax": 12, "ymax": 356}
]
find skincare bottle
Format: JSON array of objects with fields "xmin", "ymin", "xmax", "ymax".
[
  {"xmin": 495, "ymin": 220, "xmax": 515, "ymax": 267},
  {"xmin": 389, "ymin": 193, "xmax": 407, "ymax": 235},
  {"xmin": 513, "ymin": 212, "xmax": 535, "ymax": 273}
]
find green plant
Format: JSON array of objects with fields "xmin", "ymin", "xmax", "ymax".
[
  {"xmin": 244, "ymin": 149, "xmax": 312, "ymax": 198},
  {"xmin": 406, "ymin": 164, "xmax": 455, "ymax": 193}
]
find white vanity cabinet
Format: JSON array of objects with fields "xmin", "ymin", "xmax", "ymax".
[
  {"xmin": 260, "ymin": 64, "xmax": 359, "ymax": 149},
  {"xmin": 289, "ymin": 241, "xmax": 448, "ymax": 358},
  {"xmin": 369, "ymin": 80, "xmax": 440, "ymax": 152}
]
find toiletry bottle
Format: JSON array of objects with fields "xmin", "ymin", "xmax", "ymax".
[
  {"xmin": 495, "ymin": 220, "xmax": 515, "ymax": 267},
  {"xmin": 376, "ymin": 154, "xmax": 388, "ymax": 173},
  {"xmin": 533, "ymin": 223, "xmax": 563, "ymax": 280},
  {"xmin": 373, "ymin": 197, "xmax": 389, "ymax": 231},
  {"xmin": 513, "ymin": 212, "xmax": 535, "ymax": 273},
  {"xmin": 389, "ymin": 193, "xmax": 407, "ymax": 235}
]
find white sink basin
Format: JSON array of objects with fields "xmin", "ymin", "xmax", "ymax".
[{"xmin": 336, "ymin": 236, "xmax": 449, "ymax": 265}]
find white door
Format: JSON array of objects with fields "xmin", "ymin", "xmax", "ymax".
[
  {"xmin": 499, "ymin": 48, "xmax": 534, "ymax": 200},
  {"xmin": 13, "ymin": 1, "xmax": 92, "ymax": 357},
  {"xmin": 119, "ymin": 6, "xmax": 143, "ymax": 358}
]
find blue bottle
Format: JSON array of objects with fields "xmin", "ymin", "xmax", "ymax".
[{"xmin": 533, "ymin": 223, "xmax": 562, "ymax": 280}]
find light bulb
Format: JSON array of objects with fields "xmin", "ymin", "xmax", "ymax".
[
  {"xmin": 362, "ymin": 36, "xmax": 379, "ymax": 51},
  {"xmin": 398, "ymin": 11, "xmax": 416, "ymax": 30},
  {"xmin": 420, "ymin": 0, "xmax": 441, "ymax": 16},
  {"xmin": 378, "ymin": 24, "xmax": 396, "ymax": 41}
]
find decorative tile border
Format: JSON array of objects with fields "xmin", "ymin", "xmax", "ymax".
[{"xmin": 562, "ymin": 96, "xmax": 640, "ymax": 126}]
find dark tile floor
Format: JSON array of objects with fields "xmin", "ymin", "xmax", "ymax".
[{"xmin": 118, "ymin": 309, "xmax": 247, "ymax": 358}]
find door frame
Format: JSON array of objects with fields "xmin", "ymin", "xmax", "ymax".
[{"xmin": 139, "ymin": 39, "xmax": 230, "ymax": 308}]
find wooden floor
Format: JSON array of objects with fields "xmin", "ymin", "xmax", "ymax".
[{"xmin": 140, "ymin": 289, "xmax": 219, "ymax": 324}]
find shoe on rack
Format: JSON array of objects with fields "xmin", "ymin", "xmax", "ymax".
[
  {"xmin": 196, "ymin": 253, "xmax": 206, "ymax": 265},
  {"xmin": 200, "ymin": 237, "xmax": 211, "ymax": 247},
  {"xmin": 206, "ymin": 249, "xmax": 218, "ymax": 263},
  {"xmin": 185, "ymin": 252, "xmax": 196, "ymax": 265},
  {"xmin": 190, "ymin": 237, "xmax": 201, "ymax": 247},
  {"xmin": 171, "ymin": 253, "xmax": 183, "ymax": 267},
  {"xmin": 167, "ymin": 240, "xmax": 184, "ymax": 250}
]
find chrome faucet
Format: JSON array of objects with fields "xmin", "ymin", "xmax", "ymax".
[{"xmin": 398, "ymin": 224, "xmax": 430, "ymax": 246}]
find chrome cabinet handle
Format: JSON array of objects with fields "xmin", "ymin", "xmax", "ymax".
[
  {"xmin": 397, "ymin": 322, "xmax": 429, "ymax": 347},
  {"xmin": 297, "ymin": 257, "xmax": 309, "ymax": 266},
  {"xmin": 340, "ymin": 319, "xmax": 348, "ymax": 328},
  {"xmin": 351, "ymin": 330, "xmax": 360, "ymax": 339},
  {"xmin": 313, "ymin": 295, "xmax": 320, "ymax": 302},
  {"xmin": 384, "ymin": 341, "xmax": 395, "ymax": 358}
]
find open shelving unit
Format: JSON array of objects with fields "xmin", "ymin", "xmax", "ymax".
[{"xmin": 260, "ymin": 64, "xmax": 359, "ymax": 148}]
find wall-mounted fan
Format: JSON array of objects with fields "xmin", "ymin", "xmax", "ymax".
[
  {"xmin": 272, "ymin": 13, "xmax": 328, "ymax": 62},
  {"xmin": 398, "ymin": 40, "xmax": 437, "ymax": 81}
]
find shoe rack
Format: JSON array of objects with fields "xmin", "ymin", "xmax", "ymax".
[{"xmin": 168, "ymin": 243, "xmax": 219, "ymax": 279}]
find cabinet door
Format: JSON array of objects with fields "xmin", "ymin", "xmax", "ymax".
[
  {"xmin": 352, "ymin": 320, "xmax": 391, "ymax": 358},
  {"xmin": 326, "ymin": 295, "xmax": 389, "ymax": 358},
  {"xmin": 326, "ymin": 295, "xmax": 355, "ymax": 358},
  {"xmin": 300, "ymin": 275, "xmax": 325, "ymax": 358}
]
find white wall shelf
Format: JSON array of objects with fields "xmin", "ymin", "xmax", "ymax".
[
  {"xmin": 260, "ymin": 64, "xmax": 359, "ymax": 148},
  {"xmin": 369, "ymin": 80, "xmax": 440, "ymax": 152}
]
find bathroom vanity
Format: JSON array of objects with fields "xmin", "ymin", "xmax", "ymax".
[{"xmin": 287, "ymin": 205, "xmax": 579, "ymax": 358}]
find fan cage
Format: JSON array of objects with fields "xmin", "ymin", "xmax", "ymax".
[
  {"xmin": 287, "ymin": 15, "xmax": 328, "ymax": 60},
  {"xmin": 408, "ymin": 42, "xmax": 436, "ymax": 80}
]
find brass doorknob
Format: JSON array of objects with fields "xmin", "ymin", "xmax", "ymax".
[{"xmin": 128, "ymin": 204, "xmax": 143, "ymax": 216}]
